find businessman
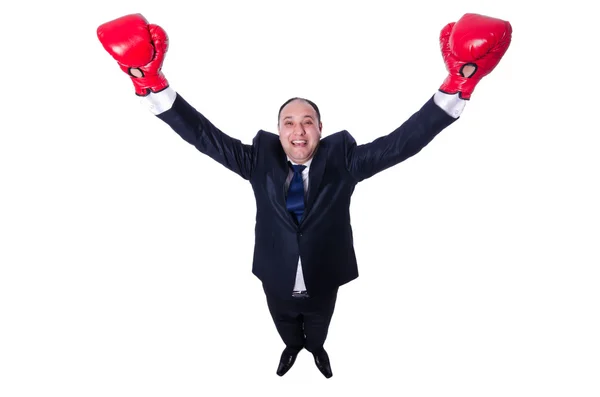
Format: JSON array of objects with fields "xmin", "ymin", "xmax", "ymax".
[{"xmin": 97, "ymin": 13, "xmax": 512, "ymax": 378}]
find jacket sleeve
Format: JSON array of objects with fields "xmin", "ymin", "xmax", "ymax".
[
  {"xmin": 154, "ymin": 92, "xmax": 256, "ymax": 180},
  {"xmin": 344, "ymin": 95, "xmax": 457, "ymax": 182}
]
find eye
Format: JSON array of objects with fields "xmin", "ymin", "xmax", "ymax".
[
  {"xmin": 304, "ymin": 120, "xmax": 313, "ymax": 125},
  {"xmin": 285, "ymin": 121, "xmax": 293, "ymax": 126}
]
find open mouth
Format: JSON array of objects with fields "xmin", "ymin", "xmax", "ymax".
[{"xmin": 292, "ymin": 140, "xmax": 307, "ymax": 147}]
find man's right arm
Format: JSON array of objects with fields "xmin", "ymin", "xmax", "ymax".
[
  {"xmin": 141, "ymin": 87, "xmax": 256, "ymax": 180},
  {"xmin": 97, "ymin": 13, "xmax": 256, "ymax": 180}
]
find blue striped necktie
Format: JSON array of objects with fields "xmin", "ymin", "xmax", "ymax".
[{"xmin": 286, "ymin": 163, "xmax": 306, "ymax": 223}]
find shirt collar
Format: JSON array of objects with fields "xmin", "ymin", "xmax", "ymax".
[{"xmin": 287, "ymin": 157, "xmax": 313, "ymax": 170}]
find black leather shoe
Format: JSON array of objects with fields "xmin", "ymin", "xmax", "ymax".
[
  {"xmin": 276, "ymin": 348, "xmax": 299, "ymax": 376},
  {"xmin": 313, "ymin": 349, "xmax": 332, "ymax": 378}
]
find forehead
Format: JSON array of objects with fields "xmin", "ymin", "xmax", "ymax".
[{"xmin": 279, "ymin": 100, "xmax": 317, "ymax": 120}]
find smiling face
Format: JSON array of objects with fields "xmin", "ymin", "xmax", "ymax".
[{"xmin": 278, "ymin": 99, "xmax": 322, "ymax": 164}]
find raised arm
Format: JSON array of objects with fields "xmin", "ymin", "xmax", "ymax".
[
  {"xmin": 345, "ymin": 92, "xmax": 460, "ymax": 182},
  {"xmin": 346, "ymin": 13, "xmax": 512, "ymax": 182},
  {"xmin": 144, "ymin": 88, "xmax": 255, "ymax": 180},
  {"xmin": 97, "ymin": 13, "xmax": 255, "ymax": 180}
]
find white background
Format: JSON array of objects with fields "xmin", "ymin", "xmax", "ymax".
[{"xmin": 1, "ymin": 0, "xmax": 598, "ymax": 396}]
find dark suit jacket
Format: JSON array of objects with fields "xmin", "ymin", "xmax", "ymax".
[{"xmin": 156, "ymin": 93, "xmax": 457, "ymax": 298}]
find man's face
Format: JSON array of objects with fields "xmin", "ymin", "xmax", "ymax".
[{"xmin": 278, "ymin": 99, "xmax": 322, "ymax": 164}]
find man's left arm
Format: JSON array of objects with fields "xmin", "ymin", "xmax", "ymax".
[
  {"xmin": 346, "ymin": 13, "xmax": 512, "ymax": 182},
  {"xmin": 345, "ymin": 92, "xmax": 463, "ymax": 182}
]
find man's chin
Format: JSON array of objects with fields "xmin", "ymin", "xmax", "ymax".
[{"xmin": 290, "ymin": 150, "xmax": 313, "ymax": 164}]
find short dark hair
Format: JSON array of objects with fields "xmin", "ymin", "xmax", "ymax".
[{"xmin": 278, "ymin": 97, "xmax": 321, "ymax": 125}]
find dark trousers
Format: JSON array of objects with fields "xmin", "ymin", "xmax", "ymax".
[{"xmin": 263, "ymin": 285, "xmax": 338, "ymax": 354}]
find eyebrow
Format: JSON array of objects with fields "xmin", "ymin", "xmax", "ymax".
[{"xmin": 282, "ymin": 115, "xmax": 315, "ymax": 121}]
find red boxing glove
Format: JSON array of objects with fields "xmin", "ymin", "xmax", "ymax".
[
  {"xmin": 439, "ymin": 13, "xmax": 512, "ymax": 99},
  {"xmin": 97, "ymin": 14, "xmax": 169, "ymax": 96}
]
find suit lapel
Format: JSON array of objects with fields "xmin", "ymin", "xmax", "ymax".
[
  {"xmin": 268, "ymin": 147, "xmax": 298, "ymax": 227},
  {"xmin": 303, "ymin": 145, "xmax": 327, "ymax": 221}
]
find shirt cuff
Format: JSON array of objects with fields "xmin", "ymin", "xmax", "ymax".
[
  {"xmin": 433, "ymin": 91, "xmax": 466, "ymax": 118},
  {"xmin": 139, "ymin": 86, "xmax": 177, "ymax": 115}
]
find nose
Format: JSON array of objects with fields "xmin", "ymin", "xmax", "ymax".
[{"xmin": 293, "ymin": 124, "xmax": 306, "ymax": 136}]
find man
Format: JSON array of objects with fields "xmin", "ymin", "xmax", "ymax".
[{"xmin": 97, "ymin": 13, "xmax": 512, "ymax": 378}]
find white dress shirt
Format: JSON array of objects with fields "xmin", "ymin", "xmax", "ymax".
[
  {"xmin": 284, "ymin": 158, "xmax": 312, "ymax": 292},
  {"xmin": 140, "ymin": 87, "xmax": 466, "ymax": 293}
]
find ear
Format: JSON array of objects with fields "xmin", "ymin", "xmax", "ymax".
[{"xmin": 319, "ymin": 122, "xmax": 323, "ymax": 133}]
